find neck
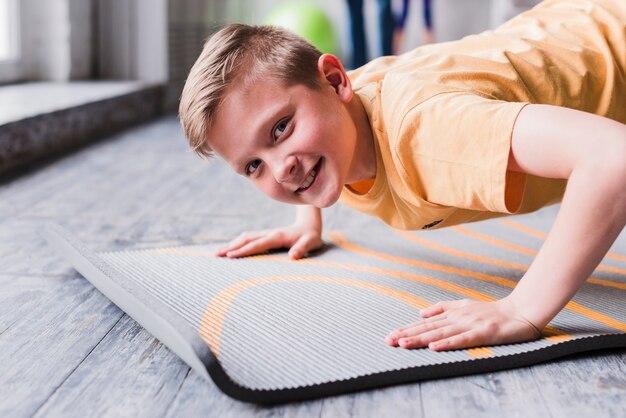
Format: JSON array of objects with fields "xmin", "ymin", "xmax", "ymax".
[{"xmin": 346, "ymin": 93, "xmax": 376, "ymax": 184}]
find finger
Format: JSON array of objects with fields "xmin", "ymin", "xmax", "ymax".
[
  {"xmin": 428, "ymin": 329, "xmax": 481, "ymax": 351},
  {"xmin": 215, "ymin": 231, "xmax": 268, "ymax": 256},
  {"xmin": 397, "ymin": 324, "xmax": 464, "ymax": 349},
  {"xmin": 215, "ymin": 236, "xmax": 258, "ymax": 257},
  {"xmin": 288, "ymin": 233, "xmax": 322, "ymax": 259},
  {"xmin": 387, "ymin": 313, "xmax": 446, "ymax": 337},
  {"xmin": 225, "ymin": 234, "xmax": 283, "ymax": 258},
  {"xmin": 419, "ymin": 303, "xmax": 445, "ymax": 318},
  {"xmin": 420, "ymin": 299, "xmax": 473, "ymax": 318},
  {"xmin": 386, "ymin": 319, "xmax": 449, "ymax": 346}
]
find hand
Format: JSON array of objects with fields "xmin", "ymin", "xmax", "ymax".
[
  {"xmin": 215, "ymin": 222, "xmax": 323, "ymax": 260},
  {"xmin": 385, "ymin": 297, "xmax": 542, "ymax": 351}
]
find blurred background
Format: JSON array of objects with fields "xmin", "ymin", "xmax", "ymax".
[
  {"xmin": 0, "ymin": 0, "xmax": 541, "ymax": 175},
  {"xmin": 0, "ymin": 0, "xmax": 543, "ymax": 107}
]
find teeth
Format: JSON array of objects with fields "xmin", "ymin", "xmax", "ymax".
[{"xmin": 299, "ymin": 169, "xmax": 316, "ymax": 190}]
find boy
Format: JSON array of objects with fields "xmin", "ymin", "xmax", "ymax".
[{"xmin": 179, "ymin": 0, "xmax": 626, "ymax": 352}]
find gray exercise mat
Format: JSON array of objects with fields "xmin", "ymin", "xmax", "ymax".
[{"xmin": 43, "ymin": 212, "xmax": 626, "ymax": 404}]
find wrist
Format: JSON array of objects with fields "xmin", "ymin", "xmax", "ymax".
[
  {"xmin": 501, "ymin": 294, "xmax": 548, "ymax": 333},
  {"xmin": 295, "ymin": 205, "xmax": 322, "ymax": 232}
]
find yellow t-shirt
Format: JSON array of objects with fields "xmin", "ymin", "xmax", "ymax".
[{"xmin": 340, "ymin": 0, "xmax": 626, "ymax": 230}]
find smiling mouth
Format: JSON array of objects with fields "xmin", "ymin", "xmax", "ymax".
[{"xmin": 296, "ymin": 158, "xmax": 322, "ymax": 193}]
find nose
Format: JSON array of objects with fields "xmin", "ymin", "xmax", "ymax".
[{"xmin": 272, "ymin": 154, "xmax": 297, "ymax": 184}]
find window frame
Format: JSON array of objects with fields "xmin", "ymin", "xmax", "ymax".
[{"xmin": 0, "ymin": 0, "xmax": 22, "ymax": 84}]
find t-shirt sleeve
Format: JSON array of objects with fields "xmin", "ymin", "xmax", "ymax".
[{"xmin": 390, "ymin": 91, "xmax": 529, "ymax": 214}]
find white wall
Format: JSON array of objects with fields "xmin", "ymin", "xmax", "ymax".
[
  {"xmin": 17, "ymin": 0, "xmax": 167, "ymax": 82},
  {"xmin": 0, "ymin": 0, "xmax": 21, "ymax": 83},
  {"xmin": 98, "ymin": 0, "xmax": 167, "ymax": 82},
  {"xmin": 21, "ymin": 0, "xmax": 72, "ymax": 81},
  {"xmin": 434, "ymin": 0, "xmax": 543, "ymax": 42},
  {"xmin": 20, "ymin": 0, "xmax": 96, "ymax": 81},
  {"xmin": 68, "ymin": 0, "xmax": 93, "ymax": 79}
]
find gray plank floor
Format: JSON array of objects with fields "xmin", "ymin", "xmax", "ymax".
[{"xmin": 0, "ymin": 115, "xmax": 624, "ymax": 418}]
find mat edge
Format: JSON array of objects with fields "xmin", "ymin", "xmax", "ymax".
[
  {"xmin": 215, "ymin": 333, "xmax": 626, "ymax": 405},
  {"xmin": 42, "ymin": 223, "xmax": 214, "ymax": 381}
]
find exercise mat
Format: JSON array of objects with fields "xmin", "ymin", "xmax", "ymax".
[{"xmin": 44, "ymin": 211, "xmax": 626, "ymax": 404}]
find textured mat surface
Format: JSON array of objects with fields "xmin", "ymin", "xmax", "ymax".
[{"xmin": 44, "ymin": 210, "xmax": 626, "ymax": 404}]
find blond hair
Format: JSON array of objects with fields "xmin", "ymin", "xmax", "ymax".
[{"xmin": 179, "ymin": 24, "xmax": 322, "ymax": 158}]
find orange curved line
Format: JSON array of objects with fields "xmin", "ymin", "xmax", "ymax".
[
  {"xmin": 455, "ymin": 225, "xmax": 626, "ymax": 277},
  {"xmin": 198, "ymin": 275, "xmax": 432, "ymax": 358},
  {"xmin": 156, "ymin": 246, "xmax": 620, "ymax": 337},
  {"xmin": 502, "ymin": 219, "xmax": 626, "ymax": 264},
  {"xmin": 328, "ymin": 233, "xmax": 626, "ymax": 334},
  {"xmin": 158, "ymin": 247, "xmax": 574, "ymax": 348}
]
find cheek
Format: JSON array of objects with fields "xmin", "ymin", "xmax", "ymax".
[
  {"xmin": 292, "ymin": 127, "xmax": 320, "ymax": 152},
  {"xmin": 254, "ymin": 177, "xmax": 293, "ymax": 203}
]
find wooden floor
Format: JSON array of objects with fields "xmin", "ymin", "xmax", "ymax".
[{"xmin": 1, "ymin": 116, "xmax": 624, "ymax": 417}]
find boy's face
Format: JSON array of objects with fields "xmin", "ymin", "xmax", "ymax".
[{"xmin": 207, "ymin": 59, "xmax": 363, "ymax": 208}]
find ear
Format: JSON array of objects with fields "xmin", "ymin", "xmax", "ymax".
[{"xmin": 317, "ymin": 54, "xmax": 353, "ymax": 103}]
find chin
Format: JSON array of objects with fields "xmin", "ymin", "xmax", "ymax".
[
  {"xmin": 316, "ymin": 196, "xmax": 340, "ymax": 208},
  {"xmin": 315, "ymin": 187, "xmax": 342, "ymax": 208}
]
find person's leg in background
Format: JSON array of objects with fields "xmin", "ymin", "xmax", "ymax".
[
  {"xmin": 377, "ymin": 0, "xmax": 394, "ymax": 56},
  {"xmin": 346, "ymin": 0, "xmax": 368, "ymax": 68},
  {"xmin": 393, "ymin": 0, "xmax": 410, "ymax": 54},
  {"xmin": 423, "ymin": 0, "xmax": 434, "ymax": 44}
]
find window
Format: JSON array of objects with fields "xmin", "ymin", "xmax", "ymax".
[{"xmin": 0, "ymin": 0, "xmax": 21, "ymax": 83}]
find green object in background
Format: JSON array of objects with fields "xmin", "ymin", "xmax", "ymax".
[{"xmin": 263, "ymin": 2, "xmax": 339, "ymax": 55}]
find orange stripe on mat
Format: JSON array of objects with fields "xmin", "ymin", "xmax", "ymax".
[
  {"xmin": 153, "ymin": 248, "xmax": 515, "ymax": 357},
  {"xmin": 502, "ymin": 219, "xmax": 626, "ymax": 264},
  {"xmin": 453, "ymin": 225, "xmax": 536, "ymax": 256},
  {"xmin": 327, "ymin": 231, "xmax": 518, "ymax": 288},
  {"xmin": 326, "ymin": 234, "xmax": 625, "ymax": 334},
  {"xmin": 585, "ymin": 278, "xmax": 626, "ymax": 290},
  {"xmin": 394, "ymin": 229, "xmax": 528, "ymax": 270},
  {"xmin": 501, "ymin": 220, "xmax": 548, "ymax": 239},
  {"xmin": 467, "ymin": 347, "xmax": 493, "ymax": 358},
  {"xmin": 260, "ymin": 254, "xmax": 495, "ymax": 302},
  {"xmin": 156, "ymin": 245, "xmax": 499, "ymax": 302},
  {"xmin": 198, "ymin": 276, "xmax": 430, "ymax": 358},
  {"xmin": 455, "ymin": 225, "xmax": 626, "ymax": 277},
  {"xmin": 397, "ymin": 229, "xmax": 626, "ymax": 290},
  {"xmin": 158, "ymin": 245, "xmax": 624, "ymax": 335},
  {"xmin": 543, "ymin": 326, "xmax": 572, "ymax": 342},
  {"xmin": 564, "ymin": 301, "xmax": 626, "ymax": 332},
  {"xmin": 160, "ymin": 246, "xmax": 626, "ymax": 351}
]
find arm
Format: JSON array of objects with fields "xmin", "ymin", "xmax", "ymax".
[
  {"xmin": 216, "ymin": 205, "xmax": 323, "ymax": 259},
  {"xmin": 504, "ymin": 105, "xmax": 626, "ymax": 328},
  {"xmin": 387, "ymin": 104, "xmax": 626, "ymax": 350}
]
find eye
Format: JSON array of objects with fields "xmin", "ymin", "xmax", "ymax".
[
  {"xmin": 245, "ymin": 159, "xmax": 261, "ymax": 176},
  {"xmin": 273, "ymin": 118, "xmax": 290, "ymax": 140}
]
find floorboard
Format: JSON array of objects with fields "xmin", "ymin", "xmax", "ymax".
[
  {"xmin": 0, "ymin": 274, "xmax": 122, "ymax": 417},
  {"xmin": 0, "ymin": 115, "xmax": 623, "ymax": 417}
]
